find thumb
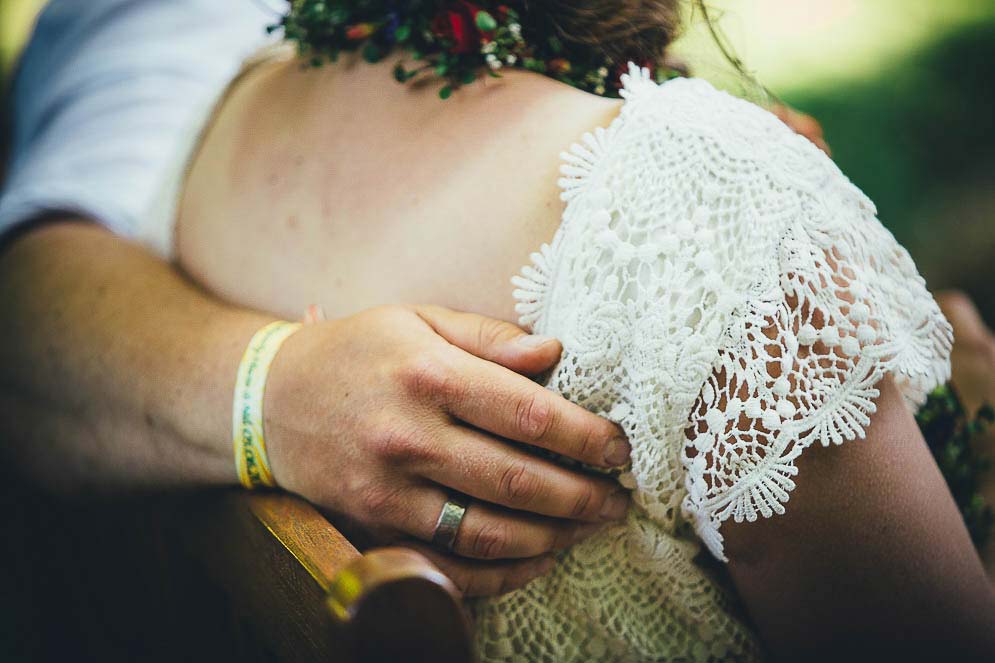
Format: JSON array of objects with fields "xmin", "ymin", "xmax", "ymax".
[{"xmin": 413, "ymin": 305, "xmax": 561, "ymax": 376}]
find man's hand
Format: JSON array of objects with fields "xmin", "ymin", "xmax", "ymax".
[
  {"xmin": 0, "ymin": 223, "xmax": 630, "ymax": 597},
  {"xmin": 264, "ymin": 304, "xmax": 631, "ymax": 596}
]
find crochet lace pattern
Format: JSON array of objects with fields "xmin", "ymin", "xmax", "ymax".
[{"xmin": 472, "ymin": 65, "xmax": 952, "ymax": 662}]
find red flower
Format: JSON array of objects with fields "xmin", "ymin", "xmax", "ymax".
[
  {"xmin": 431, "ymin": 1, "xmax": 493, "ymax": 54},
  {"xmin": 548, "ymin": 58, "xmax": 571, "ymax": 75},
  {"xmin": 345, "ymin": 23, "xmax": 375, "ymax": 41}
]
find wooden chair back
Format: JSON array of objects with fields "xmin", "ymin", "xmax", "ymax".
[{"xmin": 182, "ymin": 491, "xmax": 475, "ymax": 663}]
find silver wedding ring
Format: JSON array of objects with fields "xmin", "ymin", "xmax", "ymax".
[{"xmin": 431, "ymin": 494, "xmax": 469, "ymax": 551}]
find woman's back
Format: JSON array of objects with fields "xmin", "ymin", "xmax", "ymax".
[
  {"xmin": 177, "ymin": 53, "xmax": 622, "ymax": 322},
  {"xmin": 176, "ymin": 37, "xmax": 992, "ymax": 663}
]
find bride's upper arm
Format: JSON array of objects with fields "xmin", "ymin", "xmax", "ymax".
[
  {"xmin": 612, "ymin": 77, "xmax": 995, "ymax": 658},
  {"xmin": 538, "ymin": 72, "xmax": 993, "ymax": 657},
  {"xmin": 721, "ymin": 375, "xmax": 995, "ymax": 659}
]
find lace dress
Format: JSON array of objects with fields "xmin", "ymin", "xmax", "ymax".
[{"xmin": 471, "ymin": 65, "xmax": 952, "ymax": 662}]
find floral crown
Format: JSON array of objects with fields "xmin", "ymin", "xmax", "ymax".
[{"xmin": 275, "ymin": 0, "xmax": 682, "ymax": 99}]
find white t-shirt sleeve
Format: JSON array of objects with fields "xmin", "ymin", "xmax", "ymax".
[{"xmin": 0, "ymin": 0, "xmax": 274, "ymax": 249}]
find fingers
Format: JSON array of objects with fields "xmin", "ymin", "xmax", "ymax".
[
  {"xmin": 406, "ymin": 304, "xmax": 630, "ymax": 467},
  {"xmin": 413, "ymin": 304, "xmax": 561, "ymax": 376},
  {"xmin": 378, "ymin": 482, "xmax": 611, "ymax": 558},
  {"xmin": 402, "ymin": 541, "xmax": 556, "ymax": 597},
  {"xmin": 432, "ymin": 349, "xmax": 630, "ymax": 468},
  {"xmin": 415, "ymin": 425, "xmax": 629, "ymax": 522},
  {"xmin": 453, "ymin": 503, "xmax": 605, "ymax": 559},
  {"xmin": 409, "ymin": 485, "xmax": 607, "ymax": 559}
]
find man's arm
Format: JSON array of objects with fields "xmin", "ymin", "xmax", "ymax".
[
  {"xmin": 0, "ymin": 220, "xmax": 631, "ymax": 596},
  {"xmin": 0, "ymin": 1, "xmax": 634, "ymax": 597},
  {"xmin": 0, "ymin": 220, "xmax": 269, "ymax": 488}
]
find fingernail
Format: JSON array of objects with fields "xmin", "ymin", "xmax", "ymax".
[
  {"xmin": 516, "ymin": 334, "xmax": 557, "ymax": 349},
  {"xmin": 599, "ymin": 492, "xmax": 629, "ymax": 521},
  {"xmin": 604, "ymin": 437, "xmax": 631, "ymax": 466}
]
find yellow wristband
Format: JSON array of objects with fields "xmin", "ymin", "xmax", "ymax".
[{"xmin": 232, "ymin": 321, "xmax": 302, "ymax": 489}]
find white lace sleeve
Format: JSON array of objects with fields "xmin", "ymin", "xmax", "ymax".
[
  {"xmin": 517, "ymin": 67, "xmax": 952, "ymax": 565},
  {"xmin": 484, "ymin": 68, "xmax": 948, "ymax": 663},
  {"xmin": 655, "ymin": 83, "xmax": 955, "ymax": 562}
]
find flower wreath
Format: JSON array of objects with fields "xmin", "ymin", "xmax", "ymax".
[{"xmin": 275, "ymin": 0, "xmax": 682, "ymax": 99}]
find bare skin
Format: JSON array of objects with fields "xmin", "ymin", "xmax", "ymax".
[
  {"xmin": 178, "ymin": 54, "xmax": 995, "ymax": 657},
  {"xmin": 178, "ymin": 55, "xmax": 622, "ymax": 322},
  {"xmin": 725, "ymin": 377, "xmax": 995, "ymax": 660},
  {"xmin": 0, "ymin": 221, "xmax": 629, "ymax": 597}
]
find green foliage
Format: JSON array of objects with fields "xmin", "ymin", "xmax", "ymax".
[
  {"xmin": 916, "ymin": 384, "xmax": 994, "ymax": 547},
  {"xmin": 786, "ymin": 23, "xmax": 995, "ymax": 224},
  {"xmin": 275, "ymin": 0, "xmax": 677, "ymax": 98},
  {"xmin": 783, "ymin": 22, "xmax": 995, "ymax": 318},
  {"xmin": 474, "ymin": 11, "xmax": 497, "ymax": 32}
]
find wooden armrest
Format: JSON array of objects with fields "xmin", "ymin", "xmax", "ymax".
[{"xmin": 182, "ymin": 490, "xmax": 475, "ymax": 663}]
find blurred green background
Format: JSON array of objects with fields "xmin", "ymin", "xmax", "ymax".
[
  {"xmin": 676, "ymin": 0, "xmax": 995, "ymax": 324},
  {"xmin": 2, "ymin": 0, "xmax": 993, "ymax": 319}
]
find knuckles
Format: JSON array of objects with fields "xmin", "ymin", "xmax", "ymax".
[
  {"xmin": 497, "ymin": 461, "xmax": 543, "ymax": 506},
  {"xmin": 514, "ymin": 391, "xmax": 554, "ymax": 442},
  {"xmin": 568, "ymin": 483, "xmax": 598, "ymax": 520},
  {"xmin": 475, "ymin": 317, "xmax": 521, "ymax": 353},
  {"xmin": 368, "ymin": 425, "xmax": 435, "ymax": 466},
  {"xmin": 356, "ymin": 481, "xmax": 404, "ymax": 520},
  {"xmin": 397, "ymin": 349, "xmax": 462, "ymax": 404},
  {"xmin": 466, "ymin": 521, "xmax": 510, "ymax": 560}
]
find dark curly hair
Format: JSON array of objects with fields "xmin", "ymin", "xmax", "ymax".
[{"xmin": 521, "ymin": 0, "xmax": 683, "ymax": 64}]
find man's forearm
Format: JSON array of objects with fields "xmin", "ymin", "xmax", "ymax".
[{"xmin": 0, "ymin": 220, "xmax": 273, "ymax": 491}]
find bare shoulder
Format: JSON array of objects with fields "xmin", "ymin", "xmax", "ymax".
[{"xmin": 176, "ymin": 57, "xmax": 626, "ymax": 322}]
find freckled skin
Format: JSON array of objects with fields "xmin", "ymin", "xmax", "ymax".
[{"xmin": 177, "ymin": 54, "xmax": 621, "ymax": 323}]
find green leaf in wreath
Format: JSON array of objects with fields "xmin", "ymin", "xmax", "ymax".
[{"xmin": 475, "ymin": 11, "xmax": 498, "ymax": 32}]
